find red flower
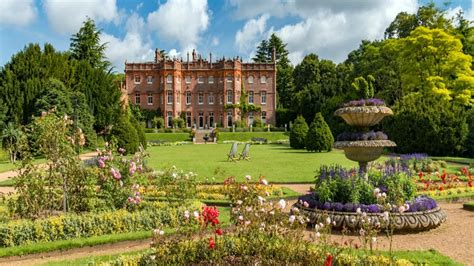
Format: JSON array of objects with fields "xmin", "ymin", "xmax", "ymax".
[
  {"xmin": 208, "ymin": 237, "xmax": 215, "ymax": 249},
  {"xmin": 325, "ymin": 254, "xmax": 333, "ymax": 266},
  {"xmin": 418, "ymin": 172, "xmax": 423, "ymax": 179},
  {"xmin": 441, "ymin": 170, "xmax": 447, "ymax": 184},
  {"xmin": 468, "ymin": 181, "xmax": 473, "ymax": 187},
  {"xmin": 215, "ymin": 228, "xmax": 223, "ymax": 236},
  {"xmin": 202, "ymin": 206, "xmax": 220, "ymax": 227},
  {"xmin": 438, "ymin": 185, "xmax": 444, "ymax": 191}
]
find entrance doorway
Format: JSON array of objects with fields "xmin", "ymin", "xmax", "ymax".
[
  {"xmin": 199, "ymin": 112, "xmax": 204, "ymax": 129},
  {"xmin": 209, "ymin": 112, "xmax": 214, "ymax": 128}
]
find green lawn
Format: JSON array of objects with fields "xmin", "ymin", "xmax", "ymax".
[
  {"xmin": 146, "ymin": 132, "xmax": 191, "ymax": 142},
  {"xmin": 431, "ymin": 156, "xmax": 474, "ymax": 165},
  {"xmin": 218, "ymin": 132, "xmax": 288, "ymax": 142},
  {"xmin": 145, "ymin": 144, "xmax": 356, "ymax": 183}
]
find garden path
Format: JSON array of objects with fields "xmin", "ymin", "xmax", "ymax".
[{"xmin": 0, "ymin": 151, "xmax": 98, "ymax": 187}]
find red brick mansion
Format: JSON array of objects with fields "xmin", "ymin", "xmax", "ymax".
[{"xmin": 124, "ymin": 49, "xmax": 276, "ymax": 128}]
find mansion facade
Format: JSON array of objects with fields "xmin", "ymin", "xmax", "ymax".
[{"xmin": 124, "ymin": 49, "xmax": 276, "ymax": 128}]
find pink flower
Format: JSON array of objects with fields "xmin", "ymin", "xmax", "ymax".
[
  {"xmin": 98, "ymin": 159, "xmax": 106, "ymax": 168},
  {"xmin": 118, "ymin": 147, "xmax": 126, "ymax": 154},
  {"xmin": 110, "ymin": 168, "xmax": 121, "ymax": 180},
  {"xmin": 129, "ymin": 161, "xmax": 137, "ymax": 175}
]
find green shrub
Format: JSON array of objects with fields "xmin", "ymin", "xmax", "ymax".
[
  {"xmin": 154, "ymin": 117, "xmax": 165, "ymax": 129},
  {"xmin": 172, "ymin": 117, "xmax": 185, "ymax": 129},
  {"xmin": 110, "ymin": 116, "xmax": 139, "ymax": 154},
  {"xmin": 305, "ymin": 112, "xmax": 334, "ymax": 152},
  {"xmin": 290, "ymin": 115, "xmax": 308, "ymax": 149},
  {"xmin": 252, "ymin": 117, "xmax": 263, "ymax": 128},
  {"xmin": 383, "ymin": 94, "xmax": 468, "ymax": 156},
  {"xmin": 0, "ymin": 202, "xmax": 200, "ymax": 247},
  {"xmin": 130, "ymin": 116, "xmax": 147, "ymax": 149},
  {"xmin": 464, "ymin": 109, "xmax": 474, "ymax": 157}
]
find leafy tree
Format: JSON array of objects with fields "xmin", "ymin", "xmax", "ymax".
[
  {"xmin": 351, "ymin": 75, "xmax": 375, "ymax": 99},
  {"xmin": 70, "ymin": 18, "xmax": 109, "ymax": 69},
  {"xmin": 383, "ymin": 94, "xmax": 468, "ymax": 156},
  {"xmin": 290, "ymin": 115, "xmax": 309, "ymax": 149},
  {"xmin": 463, "ymin": 108, "xmax": 474, "ymax": 157},
  {"xmin": 130, "ymin": 116, "xmax": 146, "ymax": 149},
  {"xmin": 305, "ymin": 113, "xmax": 334, "ymax": 152},
  {"xmin": 1, "ymin": 123, "xmax": 26, "ymax": 163},
  {"xmin": 0, "ymin": 98, "xmax": 7, "ymax": 130}
]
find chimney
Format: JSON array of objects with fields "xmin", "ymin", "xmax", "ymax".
[
  {"xmin": 187, "ymin": 52, "xmax": 189, "ymax": 63},
  {"xmin": 209, "ymin": 52, "xmax": 212, "ymax": 68},
  {"xmin": 192, "ymin": 49, "xmax": 197, "ymax": 61},
  {"xmin": 272, "ymin": 47, "xmax": 276, "ymax": 62},
  {"xmin": 155, "ymin": 48, "xmax": 162, "ymax": 63}
]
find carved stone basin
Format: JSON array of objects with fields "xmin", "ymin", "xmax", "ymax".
[
  {"xmin": 334, "ymin": 106, "xmax": 393, "ymax": 127},
  {"xmin": 333, "ymin": 140, "xmax": 396, "ymax": 162}
]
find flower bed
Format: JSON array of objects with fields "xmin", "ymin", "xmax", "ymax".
[
  {"xmin": 463, "ymin": 202, "xmax": 474, "ymax": 211},
  {"xmin": 0, "ymin": 201, "xmax": 201, "ymax": 247}
]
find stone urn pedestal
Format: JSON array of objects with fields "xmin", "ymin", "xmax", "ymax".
[{"xmin": 333, "ymin": 105, "xmax": 395, "ymax": 172}]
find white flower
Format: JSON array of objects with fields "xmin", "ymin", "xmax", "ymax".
[
  {"xmin": 359, "ymin": 228, "xmax": 366, "ymax": 236},
  {"xmin": 351, "ymin": 218, "xmax": 356, "ymax": 223},
  {"xmin": 315, "ymin": 224, "xmax": 320, "ymax": 230},
  {"xmin": 375, "ymin": 222, "xmax": 381, "ymax": 227},
  {"xmin": 172, "ymin": 172, "xmax": 177, "ymax": 178},
  {"xmin": 381, "ymin": 192, "xmax": 387, "ymax": 198},
  {"xmin": 245, "ymin": 175, "xmax": 251, "ymax": 180},
  {"xmin": 245, "ymin": 207, "xmax": 252, "ymax": 212},
  {"xmin": 371, "ymin": 237, "xmax": 377, "ymax": 243},
  {"xmin": 374, "ymin": 188, "xmax": 380, "ymax": 194},
  {"xmin": 404, "ymin": 203, "xmax": 410, "ymax": 211},
  {"xmin": 356, "ymin": 207, "xmax": 361, "ymax": 214},
  {"xmin": 326, "ymin": 217, "xmax": 331, "ymax": 224},
  {"xmin": 398, "ymin": 206, "xmax": 406, "ymax": 213},
  {"xmin": 159, "ymin": 230, "xmax": 164, "ymax": 235},
  {"xmin": 245, "ymin": 220, "xmax": 251, "ymax": 226},
  {"xmin": 319, "ymin": 223, "xmax": 324, "ymax": 228},
  {"xmin": 184, "ymin": 210, "xmax": 190, "ymax": 219},
  {"xmin": 193, "ymin": 210, "xmax": 199, "ymax": 219},
  {"xmin": 289, "ymin": 215, "xmax": 296, "ymax": 224},
  {"xmin": 303, "ymin": 201, "xmax": 309, "ymax": 208},
  {"xmin": 261, "ymin": 179, "xmax": 268, "ymax": 185},
  {"xmin": 278, "ymin": 199, "xmax": 287, "ymax": 209},
  {"xmin": 332, "ymin": 221, "xmax": 336, "ymax": 226},
  {"xmin": 238, "ymin": 215, "xmax": 244, "ymax": 221},
  {"xmin": 150, "ymin": 255, "xmax": 156, "ymax": 260},
  {"xmin": 269, "ymin": 211, "xmax": 275, "ymax": 215},
  {"xmin": 257, "ymin": 196, "xmax": 265, "ymax": 204},
  {"xmin": 236, "ymin": 200, "xmax": 243, "ymax": 205},
  {"xmin": 241, "ymin": 185, "xmax": 248, "ymax": 191},
  {"xmin": 316, "ymin": 232, "xmax": 321, "ymax": 238},
  {"xmin": 265, "ymin": 191, "xmax": 270, "ymax": 197},
  {"xmin": 292, "ymin": 207, "xmax": 300, "ymax": 213}
]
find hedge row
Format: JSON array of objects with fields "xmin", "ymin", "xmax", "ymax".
[
  {"xmin": 218, "ymin": 132, "xmax": 288, "ymax": 142},
  {"xmin": 0, "ymin": 202, "xmax": 200, "ymax": 247}
]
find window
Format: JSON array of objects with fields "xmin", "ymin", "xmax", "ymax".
[
  {"xmin": 261, "ymin": 111, "xmax": 267, "ymax": 123},
  {"xmin": 226, "ymin": 90, "xmax": 233, "ymax": 104},
  {"xmin": 198, "ymin": 92, "xmax": 204, "ymax": 104},
  {"xmin": 208, "ymin": 76, "xmax": 214, "ymax": 84},
  {"xmin": 134, "ymin": 75, "xmax": 141, "ymax": 84},
  {"xmin": 226, "ymin": 75, "xmax": 233, "ymax": 83},
  {"xmin": 260, "ymin": 76, "xmax": 266, "ymax": 84},
  {"xmin": 185, "ymin": 76, "xmax": 191, "ymax": 84},
  {"xmin": 176, "ymin": 90, "xmax": 180, "ymax": 104},
  {"xmin": 166, "ymin": 75, "xmax": 173, "ymax": 83},
  {"xmin": 147, "ymin": 93, "xmax": 153, "ymax": 105},
  {"xmin": 167, "ymin": 111, "xmax": 173, "ymax": 128},
  {"xmin": 135, "ymin": 93, "xmax": 140, "ymax": 104},
  {"xmin": 248, "ymin": 91, "xmax": 254, "ymax": 104},
  {"xmin": 186, "ymin": 91, "xmax": 191, "ymax": 105},
  {"xmin": 198, "ymin": 76, "xmax": 204, "ymax": 84},
  {"xmin": 248, "ymin": 76, "xmax": 254, "ymax": 84},
  {"xmin": 261, "ymin": 91, "xmax": 267, "ymax": 104},
  {"xmin": 147, "ymin": 76, "xmax": 153, "ymax": 84},
  {"xmin": 167, "ymin": 90, "xmax": 173, "ymax": 104},
  {"xmin": 209, "ymin": 92, "xmax": 214, "ymax": 105}
]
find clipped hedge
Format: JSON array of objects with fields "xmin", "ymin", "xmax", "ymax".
[{"xmin": 0, "ymin": 202, "xmax": 201, "ymax": 247}]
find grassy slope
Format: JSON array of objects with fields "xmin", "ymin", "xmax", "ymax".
[{"xmin": 145, "ymin": 144, "xmax": 356, "ymax": 183}]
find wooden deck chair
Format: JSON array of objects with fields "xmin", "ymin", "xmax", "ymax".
[
  {"xmin": 239, "ymin": 143, "xmax": 251, "ymax": 161},
  {"xmin": 227, "ymin": 142, "xmax": 238, "ymax": 161}
]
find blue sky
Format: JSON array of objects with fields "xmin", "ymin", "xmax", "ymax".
[{"xmin": 0, "ymin": 0, "xmax": 472, "ymax": 73}]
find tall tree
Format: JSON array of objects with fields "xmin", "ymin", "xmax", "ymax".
[
  {"xmin": 70, "ymin": 18, "xmax": 109, "ymax": 69},
  {"xmin": 252, "ymin": 40, "xmax": 270, "ymax": 62}
]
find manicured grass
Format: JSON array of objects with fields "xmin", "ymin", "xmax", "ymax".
[
  {"xmin": 0, "ymin": 179, "xmax": 14, "ymax": 187},
  {"xmin": 145, "ymin": 144, "xmax": 357, "ymax": 183},
  {"xmin": 146, "ymin": 132, "xmax": 191, "ymax": 142},
  {"xmin": 431, "ymin": 156, "xmax": 474, "ymax": 165},
  {"xmin": 42, "ymin": 247, "xmax": 460, "ymax": 266},
  {"xmin": 0, "ymin": 206, "xmax": 230, "ymax": 258},
  {"xmin": 218, "ymin": 132, "xmax": 288, "ymax": 142},
  {"xmin": 463, "ymin": 201, "xmax": 474, "ymax": 211}
]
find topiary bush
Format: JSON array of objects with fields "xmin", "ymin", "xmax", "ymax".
[
  {"xmin": 172, "ymin": 117, "xmax": 185, "ymax": 129},
  {"xmin": 305, "ymin": 112, "xmax": 334, "ymax": 152},
  {"xmin": 290, "ymin": 115, "xmax": 308, "ymax": 149},
  {"xmin": 110, "ymin": 115, "xmax": 139, "ymax": 154},
  {"xmin": 130, "ymin": 116, "xmax": 147, "ymax": 149}
]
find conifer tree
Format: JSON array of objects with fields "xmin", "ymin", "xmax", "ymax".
[
  {"xmin": 290, "ymin": 115, "xmax": 309, "ymax": 149},
  {"xmin": 305, "ymin": 113, "xmax": 334, "ymax": 152}
]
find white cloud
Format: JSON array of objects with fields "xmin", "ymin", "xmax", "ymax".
[
  {"xmin": 212, "ymin": 37, "xmax": 219, "ymax": 46},
  {"xmin": 147, "ymin": 0, "xmax": 210, "ymax": 54},
  {"xmin": 228, "ymin": 0, "xmax": 289, "ymax": 19},
  {"xmin": 168, "ymin": 49, "xmax": 180, "ymax": 58},
  {"xmin": 446, "ymin": 4, "xmax": 474, "ymax": 22},
  {"xmin": 0, "ymin": 0, "xmax": 37, "ymax": 27},
  {"xmin": 101, "ymin": 13, "xmax": 154, "ymax": 71},
  {"xmin": 235, "ymin": 14, "xmax": 269, "ymax": 54},
  {"xmin": 232, "ymin": 0, "xmax": 418, "ymax": 64},
  {"xmin": 43, "ymin": 0, "xmax": 120, "ymax": 34}
]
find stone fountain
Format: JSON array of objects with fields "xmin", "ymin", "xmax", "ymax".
[{"xmin": 333, "ymin": 104, "xmax": 396, "ymax": 173}]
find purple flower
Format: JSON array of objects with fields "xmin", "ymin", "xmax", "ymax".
[{"xmin": 110, "ymin": 168, "xmax": 121, "ymax": 180}]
